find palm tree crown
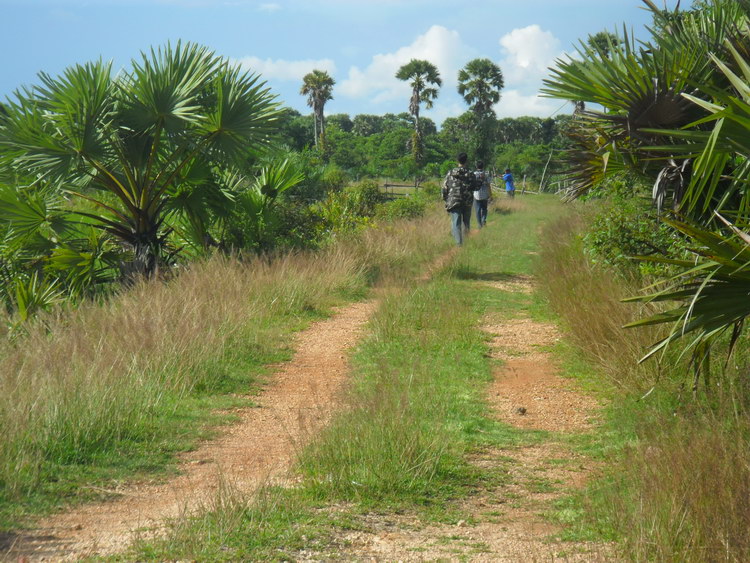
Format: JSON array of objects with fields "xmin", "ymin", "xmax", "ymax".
[
  {"xmin": 457, "ymin": 58, "xmax": 504, "ymax": 119},
  {"xmin": 300, "ymin": 69, "xmax": 335, "ymax": 148},
  {"xmin": 395, "ymin": 59, "xmax": 441, "ymax": 129},
  {"xmin": 0, "ymin": 41, "xmax": 281, "ymax": 276}
]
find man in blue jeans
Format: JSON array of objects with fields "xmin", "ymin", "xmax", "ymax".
[
  {"xmin": 473, "ymin": 160, "xmax": 491, "ymax": 228},
  {"xmin": 442, "ymin": 152, "xmax": 476, "ymax": 245}
]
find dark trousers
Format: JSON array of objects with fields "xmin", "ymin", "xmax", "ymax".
[{"xmin": 474, "ymin": 199, "xmax": 488, "ymax": 228}]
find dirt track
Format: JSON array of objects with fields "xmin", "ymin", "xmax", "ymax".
[
  {"xmin": 3, "ymin": 247, "xmax": 611, "ymax": 562},
  {"xmin": 313, "ymin": 275, "xmax": 612, "ymax": 561},
  {"xmin": 4, "ymin": 300, "xmax": 376, "ymax": 561}
]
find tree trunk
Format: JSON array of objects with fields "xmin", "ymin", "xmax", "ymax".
[
  {"xmin": 539, "ymin": 149, "xmax": 554, "ymax": 192},
  {"xmin": 312, "ymin": 109, "xmax": 318, "ymax": 147}
]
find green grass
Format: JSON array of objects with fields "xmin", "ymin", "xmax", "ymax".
[
  {"xmin": 129, "ymin": 194, "xmax": 572, "ymax": 561},
  {"xmin": 0, "ymin": 208, "xmax": 454, "ymax": 531},
  {"xmin": 539, "ymin": 204, "xmax": 750, "ymax": 561},
  {"xmin": 0, "ymin": 310, "xmax": 320, "ymax": 531}
]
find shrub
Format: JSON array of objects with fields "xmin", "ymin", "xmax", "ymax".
[
  {"xmin": 423, "ymin": 162, "xmax": 441, "ymax": 178},
  {"xmin": 375, "ymin": 193, "xmax": 429, "ymax": 222},
  {"xmin": 344, "ymin": 180, "xmax": 387, "ymax": 217},
  {"xmin": 419, "ymin": 180, "xmax": 442, "ymax": 201},
  {"xmin": 319, "ymin": 164, "xmax": 348, "ymax": 193},
  {"xmin": 439, "ymin": 159, "xmax": 455, "ymax": 177},
  {"xmin": 582, "ymin": 191, "xmax": 687, "ymax": 278}
]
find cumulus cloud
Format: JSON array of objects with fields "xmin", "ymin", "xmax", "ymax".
[
  {"xmin": 485, "ymin": 25, "xmax": 569, "ymax": 118},
  {"xmin": 339, "ymin": 25, "xmax": 475, "ymax": 105},
  {"xmin": 494, "ymin": 90, "xmax": 566, "ymax": 118},
  {"xmin": 234, "ymin": 56, "xmax": 336, "ymax": 81},
  {"xmin": 499, "ymin": 25, "xmax": 563, "ymax": 87}
]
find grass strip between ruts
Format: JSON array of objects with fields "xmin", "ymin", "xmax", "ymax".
[{"xmin": 129, "ymin": 195, "xmax": 567, "ymax": 561}]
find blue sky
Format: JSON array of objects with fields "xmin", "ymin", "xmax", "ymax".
[{"xmin": 2, "ymin": 0, "xmax": 679, "ymax": 125}]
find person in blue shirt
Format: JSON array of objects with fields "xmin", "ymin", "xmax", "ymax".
[
  {"xmin": 503, "ymin": 168, "xmax": 516, "ymax": 199},
  {"xmin": 503, "ymin": 168, "xmax": 515, "ymax": 198}
]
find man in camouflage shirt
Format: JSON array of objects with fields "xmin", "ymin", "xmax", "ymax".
[{"xmin": 442, "ymin": 152, "xmax": 476, "ymax": 245}]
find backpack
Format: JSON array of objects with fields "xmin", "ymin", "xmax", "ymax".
[
  {"xmin": 443, "ymin": 166, "xmax": 476, "ymax": 211},
  {"xmin": 474, "ymin": 170, "xmax": 490, "ymax": 198}
]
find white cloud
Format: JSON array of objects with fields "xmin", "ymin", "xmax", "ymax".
[
  {"xmin": 488, "ymin": 25, "xmax": 569, "ymax": 118},
  {"xmin": 234, "ymin": 56, "xmax": 336, "ymax": 81},
  {"xmin": 258, "ymin": 2, "xmax": 281, "ymax": 12},
  {"xmin": 339, "ymin": 25, "xmax": 475, "ymax": 105},
  {"xmin": 494, "ymin": 90, "xmax": 565, "ymax": 118},
  {"xmin": 499, "ymin": 25, "xmax": 563, "ymax": 88}
]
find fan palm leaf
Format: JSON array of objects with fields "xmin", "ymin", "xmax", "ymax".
[{"xmin": 0, "ymin": 41, "xmax": 281, "ymax": 276}]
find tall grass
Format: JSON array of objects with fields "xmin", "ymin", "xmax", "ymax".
[
  {"xmin": 0, "ymin": 206, "xmax": 451, "ymax": 518},
  {"xmin": 538, "ymin": 205, "xmax": 750, "ymax": 561},
  {"xmin": 537, "ymin": 210, "xmax": 668, "ymax": 392},
  {"xmin": 131, "ymin": 195, "xmax": 557, "ymax": 561},
  {"xmin": 297, "ymin": 281, "xmax": 484, "ymax": 502}
]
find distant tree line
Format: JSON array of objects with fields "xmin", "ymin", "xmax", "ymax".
[{"xmin": 276, "ymin": 108, "xmax": 572, "ymax": 182}]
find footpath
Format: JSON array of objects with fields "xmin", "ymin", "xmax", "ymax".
[{"xmin": 5, "ymin": 197, "xmax": 613, "ymax": 561}]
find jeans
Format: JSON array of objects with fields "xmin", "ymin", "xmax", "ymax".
[
  {"xmin": 449, "ymin": 206, "xmax": 472, "ymax": 245},
  {"xmin": 474, "ymin": 199, "xmax": 488, "ymax": 228}
]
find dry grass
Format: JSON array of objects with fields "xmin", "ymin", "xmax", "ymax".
[
  {"xmin": 537, "ymin": 210, "xmax": 668, "ymax": 391},
  {"xmin": 0, "ymin": 206, "xmax": 452, "ymax": 499},
  {"xmin": 537, "ymin": 206, "xmax": 750, "ymax": 561},
  {"xmin": 614, "ymin": 419, "xmax": 750, "ymax": 562}
]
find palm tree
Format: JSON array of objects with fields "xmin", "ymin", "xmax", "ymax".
[
  {"xmin": 300, "ymin": 70, "xmax": 335, "ymax": 150},
  {"xmin": 458, "ymin": 58, "xmax": 504, "ymax": 120},
  {"xmin": 457, "ymin": 58, "xmax": 504, "ymax": 161},
  {"xmin": 395, "ymin": 59, "xmax": 441, "ymax": 165},
  {"xmin": 541, "ymin": 0, "xmax": 750, "ymax": 387},
  {"xmin": 541, "ymin": 0, "xmax": 745, "ymax": 209},
  {"xmin": 0, "ymin": 41, "xmax": 281, "ymax": 277}
]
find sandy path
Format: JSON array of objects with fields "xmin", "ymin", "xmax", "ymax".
[
  {"xmin": 320, "ymin": 275, "xmax": 613, "ymax": 561},
  {"xmin": 4, "ymin": 300, "xmax": 377, "ymax": 561}
]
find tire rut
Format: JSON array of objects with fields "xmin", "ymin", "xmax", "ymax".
[{"xmin": 4, "ymin": 300, "xmax": 377, "ymax": 561}]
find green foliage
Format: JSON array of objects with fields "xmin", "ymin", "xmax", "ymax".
[
  {"xmin": 493, "ymin": 143, "xmax": 555, "ymax": 181},
  {"xmin": 345, "ymin": 180, "xmax": 386, "ymax": 216},
  {"xmin": 541, "ymin": 0, "xmax": 746, "ymax": 207},
  {"xmin": 583, "ymin": 196, "xmax": 685, "ymax": 277},
  {"xmin": 439, "ymin": 159, "xmax": 455, "ymax": 177},
  {"xmin": 0, "ymin": 182, "xmax": 121, "ymax": 314},
  {"xmin": 375, "ymin": 194, "xmax": 428, "ymax": 221},
  {"xmin": 419, "ymin": 180, "xmax": 442, "ymax": 200},
  {"xmin": 218, "ymin": 159, "xmax": 304, "ymax": 252},
  {"xmin": 276, "ymin": 108, "xmax": 314, "ymax": 150},
  {"xmin": 457, "ymin": 58, "xmax": 505, "ymax": 161},
  {"xmin": 539, "ymin": 205, "xmax": 750, "ymax": 562},
  {"xmin": 0, "ymin": 41, "xmax": 281, "ymax": 277},
  {"xmin": 542, "ymin": 0, "xmax": 750, "ymax": 385},
  {"xmin": 300, "ymin": 69, "xmax": 335, "ymax": 149}
]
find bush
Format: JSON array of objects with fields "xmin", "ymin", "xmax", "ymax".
[
  {"xmin": 375, "ymin": 193, "xmax": 429, "ymax": 222},
  {"xmin": 582, "ymin": 194, "xmax": 686, "ymax": 278},
  {"xmin": 344, "ymin": 180, "xmax": 387, "ymax": 217},
  {"xmin": 538, "ymin": 205, "xmax": 750, "ymax": 562},
  {"xmin": 439, "ymin": 159, "xmax": 455, "ymax": 177},
  {"xmin": 419, "ymin": 180, "xmax": 442, "ymax": 201},
  {"xmin": 319, "ymin": 164, "xmax": 347, "ymax": 193},
  {"xmin": 423, "ymin": 162, "xmax": 441, "ymax": 178}
]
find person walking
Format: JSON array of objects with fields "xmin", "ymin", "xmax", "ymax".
[
  {"xmin": 473, "ymin": 160, "xmax": 491, "ymax": 228},
  {"xmin": 442, "ymin": 152, "xmax": 476, "ymax": 245},
  {"xmin": 503, "ymin": 168, "xmax": 515, "ymax": 198}
]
